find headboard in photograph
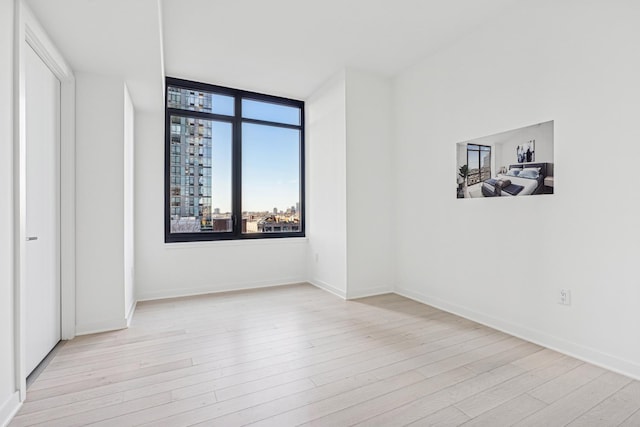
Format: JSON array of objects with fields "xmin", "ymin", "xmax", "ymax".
[{"xmin": 509, "ymin": 163, "xmax": 547, "ymax": 178}]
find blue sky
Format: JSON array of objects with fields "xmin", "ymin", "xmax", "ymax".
[
  {"xmin": 209, "ymin": 122, "xmax": 232, "ymax": 212},
  {"xmin": 242, "ymin": 99, "xmax": 300, "ymax": 126},
  {"xmin": 241, "ymin": 123, "xmax": 300, "ymax": 212},
  {"xmin": 209, "ymin": 102, "xmax": 301, "ymax": 213}
]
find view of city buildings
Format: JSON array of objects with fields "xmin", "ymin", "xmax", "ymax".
[
  {"xmin": 466, "ymin": 145, "xmax": 492, "ymax": 185},
  {"xmin": 168, "ymin": 86, "xmax": 300, "ymax": 234},
  {"xmin": 466, "ymin": 166, "xmax": 492, "ymax": 185},
  {"xmin": 168, "ymin": 112, "xmax": 217, "ymax": 232}
]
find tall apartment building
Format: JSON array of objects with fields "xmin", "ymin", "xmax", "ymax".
[{"xmin": 168, "ymin": 87, "xmax": 213, "ymax": 232}]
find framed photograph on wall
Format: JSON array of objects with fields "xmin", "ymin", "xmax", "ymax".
[
  {"xmin": 456, "ymin": 121, "xmax": 553, "ymax": 199},
  {"xmin": 517, "ymin": 140, "xmax": 535, "ymax": 163}
]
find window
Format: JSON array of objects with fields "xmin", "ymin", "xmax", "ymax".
[
  {"xmin": 165, "ymin": 77, "xmax": 305, "ymax": 242},
  {"xmin": 466, "ymin": 144, "xmax": 491, "ymax": 186}
]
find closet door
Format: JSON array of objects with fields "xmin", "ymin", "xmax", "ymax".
[{"xmin": 24, "ymin": 43, "xmax": 61, "ymax": 375}]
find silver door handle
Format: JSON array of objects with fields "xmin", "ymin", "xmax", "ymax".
[{"xmin": 26, "ymin": 236, "xmax": 38, "ymax": 241}]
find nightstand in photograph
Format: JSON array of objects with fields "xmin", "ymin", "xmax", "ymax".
[{"xmin": 544, "ymin": 176, "xmax": 554, "ymax": 194}]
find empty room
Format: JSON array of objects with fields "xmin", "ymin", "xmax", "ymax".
[{"xmin": 1, "ymin": 0, "xmax": 640, "ymax": 426}]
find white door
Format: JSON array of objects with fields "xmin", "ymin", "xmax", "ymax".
[{"xmin": 24, "ymin": 44, "xmax": 61, "ymax": 375}]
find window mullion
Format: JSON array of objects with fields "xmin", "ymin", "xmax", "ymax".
[{"xmin": 232, "ymin": 95, "xmax": 243, "ymax": 238}]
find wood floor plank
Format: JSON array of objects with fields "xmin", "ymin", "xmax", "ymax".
[
  {"xmin": 514, "ymin": 371, "xmax": 633, "ymax": 426},
  {"xmin": 527, "ymin": 361, "xmax": 607, "ymax": 404},
  {"xmin": 18, "ymin": 359, "xmax": 225, "ymax": 415},
  {"xmin": 344, "ymin": 329, "xmax": 493, "ymax": 383},
  {"xmin": 100, "ymin": 379, "xmax": 317, "ymax": 427},
  {"xmin": 9, "ymin": 283, "xmax": 640, "ymax": 427},
  {"xmin": 564, "ymin": 378, "xmax": 640, "ymax": 426},
  {"xmin": 25, "ymin": 359, "xmax": 193, "ymax": 401},
  {"xmin": 9, "ymin": 393, "xmax": 125, "ymax": 427},
  {"xmin": 454, "ymin": 356, "xmax": 583, "ymax": 419},
  {"xmin": 299, "ymin": 367, "xmax": 476, "ymax": 427},
  {"xmin": 463, "ymin": 341, "xmax": 542, "ymax": 375},
  {"xmin": 307, "ymin": 330, "xmax": 505, "ymax": 388},
  {"xmin": 352, "ymin": 363, "xmax": 526, "ymax": 427},
  {"xmin": 406, "ymin": 406, "xmax": 471, "ymax": 426},
  {"xmin": 459, "ymin": 393, "xmax": 547, "ymax": 426},
  {"xmin": 248, "ymin": 370, "xmax": 427, "ymax": 426},
  {"xmin": 30, "ymin": 392, "xmax": 172, "ymax": 427},
  {"xmin": 619, "ymin": 408, "xmax": 640, "ymax": 427},
  {"xmin": 88, "ymin": 391, "xmax": 218, "ymax": 427},
  {"xmin": 148, "ymin": 371, "xmax": 390, "ymax": 427},
  {"xmin": 310, "ymin": 343, "xmax": 542, "ymax": 427},
  {"xmin": 415, "ymin": 336, "xmax": 523, "ymax": 378}
]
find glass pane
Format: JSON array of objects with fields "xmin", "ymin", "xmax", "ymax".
[
  {"xmin": 167, "ymin": 86, "xmax": 234, "ymax": 116},
  {"xmin": 468, "ymin": 150, "xmax": 480, "ymax": 171},
  {"xmin": 480, "ymin": 147, "xmax": 491, "ymax": 181},
  {"xmin": 169, "ymin": 116, "xmax": 232, "ymax": 233},
  {"xmin": 242, "ymin": 123, "xmax": 301, "ymax": 234},
  {"xmin": 467, "ymin": 150, "xmax": 480, "ymax": 185},
  {"xmin": 242, "ymin": 99, "xmax": 301, "ymax": 126}
]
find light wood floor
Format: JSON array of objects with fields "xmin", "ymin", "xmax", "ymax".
[{"xmin": 10, "ymin": 283, "xmax": 640, "ymax": 426}]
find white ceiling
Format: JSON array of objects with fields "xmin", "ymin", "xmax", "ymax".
[
  {"xmin": 162, "ymin": 0, "xmax": 519, "ymax": 99},
  {"xmin": 27, "ymin": 0, "xmax": 519, "ymax": 109},
  {"xmin": 26, "ymin": 0, "xmax": 164, "ymax": 112}
]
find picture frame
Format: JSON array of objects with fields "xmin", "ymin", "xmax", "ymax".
[
  {"xmin": 517, "ymin": 140, "xmax": 535, "ymax": 163},
  {"xmin": 456, "ymin": 121, "xmax": 553, "ymax": 199}
]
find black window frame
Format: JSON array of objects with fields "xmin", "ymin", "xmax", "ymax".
[
  {"xmin": 164, "ymin": 77, "xmax": 305, "ymax": 243},
  {"xmin": 466, "ymin": 144, "xmax": 492, "ymax": 186}
]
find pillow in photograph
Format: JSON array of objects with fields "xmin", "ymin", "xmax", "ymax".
[
  {"xmin": 506, "ymin": 169, "xmax": 520, "ymax": 177},
  {"xmin": 519, "ymin": 168, "xmax": 540, "ymax": 179},
  {"xmin": 522, "ymin": 167, "xmax": 541, "ymax": 173}
]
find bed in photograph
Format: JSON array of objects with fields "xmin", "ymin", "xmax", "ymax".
[{"xmin": 481, "ymin": 163, "xmax": 547, "ymax": 197}]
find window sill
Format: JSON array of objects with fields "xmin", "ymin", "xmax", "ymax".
[{"xmin": 164, "ymin": 236, "xmax": 308, "ymax": 250}]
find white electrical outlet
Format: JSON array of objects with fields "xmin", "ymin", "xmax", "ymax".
[
  {"xmin": 315, "ymin": 253, "xmax": 319, "ymax": 263},
  {"xmin": 559, "ymin": 289, "xmax": 571, "ymax": 305}
]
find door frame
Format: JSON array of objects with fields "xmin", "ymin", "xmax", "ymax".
[{"xmin": 14, "ymin": 1, "xmax": 75, "ymax": 400}]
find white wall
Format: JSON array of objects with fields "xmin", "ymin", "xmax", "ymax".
[
  {"xmin": 0, "ymin": 0, "xmax": 19, "ymax": 424},
  {"xmin": 344, "ymin": 69, "xmax": 394, "ymax": 298},
  {"xmin": 306, "ymin": 72, "xmax": 348, "ymax": 297},
  {"xmin": 134, "ymin": 111, "xmax": 308, "ymax": 301},
  {"xmin": 123, "ymin": 85, "xmax": 135, "ymax": 320},
  {"xmin": 75, "ymin": 73, "xmax": 129, "ymax": 334},
  {"xmin": 394, "ymin": 0, "xmax": 640, "ymax": 379}
]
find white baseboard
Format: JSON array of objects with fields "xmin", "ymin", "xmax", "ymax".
[
  {"xmin": 125, "ymin": 300, "xmax": 137, "ymax": 327},
  {"xmin": 395, "ymin": 286, "xmax": 640, "ymax": 381},
  {"xmin": 309, "ymin": 279, "xmax": 347, "ymax": 299},
  {"xmin": 347, "ymin": 286, "xmax": 393, "ymax": 300},
  {"xmin": 0, "ymin": 392, "xmax": 21, "ymax": 427},
  {"xmin": 136, "ymin": 278, "xmax": 307, "ymax": 302},
  {"xmin": 75, "ymin": 318, "xmax": 128, "ymax": 336},
  {"xmin": 138, "ymin": 278, "xmax": 381, "ymax": 303},
  {"xmin": 309, "ymin": 281, "xmax": 391, "ymax": 300}
]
